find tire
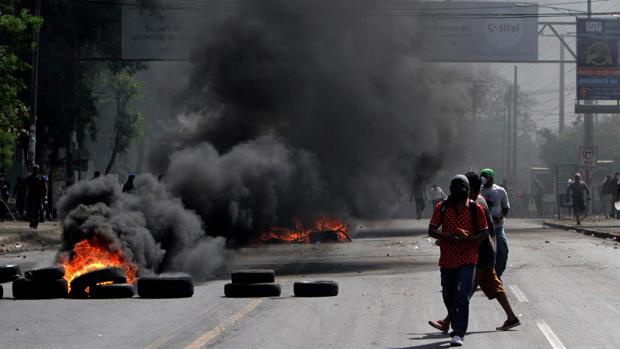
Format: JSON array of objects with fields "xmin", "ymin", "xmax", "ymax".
[
  {"xmin": 69, "ymin": 267, "xmax": 127, "ymax": 298},
  {"xmin": 224, "ymin": 283, "xmax": 281, "ymax": 298},
  {"xmin": 12, "ymin": 277, "xmax": 68, "ymax": 299},
  {"xmin": 90, "ymin": 284, "xmax": 135, "ymax": 299},
  {"xmin": 0, "ymin": 265, "xmax": 21, "ymax": 283},
  {"xmin": 0, "ymin": 284, "xmax": 3, "ymax": 298},
  {"xmin": 25, "ymin": 266, "xmax": 65, "ymax": 282},
  {"xmin": 231, "ymin": 269, "xmax": 275, "ymax": 284},
  {"xmin": 293, "ymin": 281, "xmax": 339, "ymax": 297},
  {"xmin": 137, "ymin": 275, "xmax": 194, "ymax": 298}
]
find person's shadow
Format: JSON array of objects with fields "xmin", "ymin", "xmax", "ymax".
[{"xmin": 389, "ymin": 330, "xmax": 499, "ymax": 349}]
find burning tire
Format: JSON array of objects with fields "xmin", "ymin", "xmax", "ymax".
[
  {"xmin": 224, "ymin": 283, "xmax": 281, "ymax": 298},
  {"xmin": 231, "ymin": 269, "xmax": 275, "ymax": 284},
  {"xmin": 137, "ymin": 275, "xmax": 194, "ymax": 298},
  {"xmin": 90, "ymin": 284, "xmax": 135, "ymax": 299},
  {"xmin": 293, "ymin": 281, "xmax": 339, "ymax": 297},
  {"xmin": 69, "ymin": 267, "xmax": 127, "ymax": 298},
  {"xmin": 12, "ymin": 277, "xmax": 68, "ymax": 299},
  {"xmin": 0, "ymin": 264, "xmax": 21, "ymax": 283},
  {"xmin": 25, "ymin": 266, "xmax": 65, "ymax": 282}
]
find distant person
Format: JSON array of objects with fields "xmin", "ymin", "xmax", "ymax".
[
  {"xmin": 122, "ymin": 174, "xmax": 136, "ymax": 193},
  {"xmin": 567, "ymin": 173, "xmax": 590, "ymax": 225},
  {"xmin": 93, "ymin": 171, "xmax": 101, "ymax": 179},
  {"xmin": 39, "ymin": 175, "xmax": 52, "ymax": 221},
  {"xmin": 410, "ymin": 173, "xmax": 427, "ymax": 220},
  {"xmin": 13, "ymin": 176, "xmax": 26, "ymax": 218},
  {"xmin": 534, "ymin": 178, "xmax": 544, "ymax": 217},
  {"xmin": 0, "ymin": 174, "xmax": 10, "ymax": 221},
  {"xmin": 429, "ymin": 184, "xmax": 447, "ymax": 209},
  {"xmin": 427, "ymin": 175, "xmax": 489, "ymax": 347},
  {"xmin": 428, "ymin": 172, "xmax": 520, "ymax": 335},
  {"xmin": 614, "ymin": 172, "xmax": 620, "ymax": 219},
  {"xmin": 601, "ymin": 175, "xmax": 614, "ymax": 219},
  {"xmin": 25, "ymin": 165, "xmax": 46, "ymax": 229},
  {"xmin": 480, "ymin": 168, "xmax": 511, "ymax": 278}
]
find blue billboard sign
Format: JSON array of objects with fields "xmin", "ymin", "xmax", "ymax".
[{"xmin": 576, "ymin": 18, "xmax": 620, "ymax": 100}]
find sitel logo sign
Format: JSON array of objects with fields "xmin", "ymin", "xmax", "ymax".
[{"xmin": 484, "ymin": 19, "xmax": 524, "ymax": 48}]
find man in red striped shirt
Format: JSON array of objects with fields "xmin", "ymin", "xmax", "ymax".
[{"xmin": 428, "ymin": 175, "xmax": 488, "ymax": 347}]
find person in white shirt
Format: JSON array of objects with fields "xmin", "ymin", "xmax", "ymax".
[
  {"xmin": 429, "ymin": 184, "xmax": 447, "ymax": 208},
  {"xmin": 480, "ymin": 168, "xmax": 510, "ymax": 278}
]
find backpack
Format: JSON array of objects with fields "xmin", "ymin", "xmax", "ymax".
[{"xmin": 438, "ymin": 200, "xmax": 478, "ymax": 230}]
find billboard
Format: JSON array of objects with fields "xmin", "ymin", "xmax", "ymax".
[
  {"xmin": 576, "ymin": 18, "xmax": 620, "ymax": 100},
  {"xmin": 419, "ymin": 2, "xmax": 539, "ymax": 62},
  {"xmin": 121, "ymin": 7, "xmax": 204, "ymax": 60}
]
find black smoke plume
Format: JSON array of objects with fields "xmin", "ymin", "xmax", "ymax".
[
  {"xmin": 148, "ymin": 2, "xmax": 473, "ymax": 241},
  {"xmin": 58, "ymin": 175, "xmax": 226, "ymax": 279}
]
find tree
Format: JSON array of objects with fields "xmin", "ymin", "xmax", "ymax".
[
  {"xmin": 103, "ymin": 71, "xmax": 144, "ymax": 175},
  {"xmin": 538, "ymin": 116, "xmax": 620, "ymax": 169},
  {"xmin": 0, "ymin": 1, "xmax": 42, "ymax": 169}
]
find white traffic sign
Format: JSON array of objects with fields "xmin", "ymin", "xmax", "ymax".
[{"xmin": 580, "ymin": 145, "xmax": 598, "ymax": 167}]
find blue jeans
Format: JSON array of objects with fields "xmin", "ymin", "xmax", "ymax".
[
  {"xmin": 441, "ymin": 265, "xmax": 475, "ymax": 338},
  {"xmin": 495, "ymin": 226, "xmax": 509, "ymax": 278}
]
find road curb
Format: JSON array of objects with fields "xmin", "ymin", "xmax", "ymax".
[{"xmin": 542, "ymin": 221, "xmax": 620, "ymax": 241}]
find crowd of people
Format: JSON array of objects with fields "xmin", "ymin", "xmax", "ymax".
[
  {"xmin": 426, "ymin": 168, "xmax": 519, "ymax": 347},
  {"xmin": 0, "ymin": 166, "xmax": 138, "ymax": 229},
  {"xmin": 0, "ymin": 165, "xmax": 50, "ymax": 228}
]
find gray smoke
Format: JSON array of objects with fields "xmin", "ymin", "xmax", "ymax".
[
  {"xmin": 58, "ymin": 174, "xmax": 226, "ymax": 280},
  {"xmin": 148, "ymin": 2, "xmax": 472, "ymax": 241}
]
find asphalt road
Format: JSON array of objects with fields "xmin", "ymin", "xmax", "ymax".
[{"xmin": 0, "ymin": 219, "xmax": 618, "ymax": 349}]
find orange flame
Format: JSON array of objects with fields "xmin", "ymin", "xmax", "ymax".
[
  {"xmin": 59, "ymin": 236, "xmax": 138, "ymax": 292},
  {"xmin": 256, "ymin": 217, "xmax": 351, "ymax": 243}
]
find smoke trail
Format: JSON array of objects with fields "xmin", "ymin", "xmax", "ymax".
[
  {"xmin": 58, "ymin": 174, "xmax": 226, "ymax": 280},
  {"xmin": 148, "ymin": 2, "xmax": 472, "ymax": 240}
]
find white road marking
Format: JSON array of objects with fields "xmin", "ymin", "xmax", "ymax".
[
  {"xmin": 508, "ymin": 284, "xmax": 528, "ymax": 303},
  {"xmin": 536, "ymin": 320, "xmax": 567, "ymax": 349}
]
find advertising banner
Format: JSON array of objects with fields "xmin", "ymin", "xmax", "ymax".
[
  {"xmin": 419, "ymin": 2, "xmax": 539, "ymax": 62},
  {"xmin": 576, "ymin": 18, "xmax": 620, "ymax": 100}
]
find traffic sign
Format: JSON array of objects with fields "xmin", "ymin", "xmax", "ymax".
[{"xmin": 580, "ymin": 145, "xmax": 598, "ymax": 167}]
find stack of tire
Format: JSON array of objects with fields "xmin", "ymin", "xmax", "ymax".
[
  {"xmin": 225, "ymin": 269, "xmax": 281, "ymax": 297},
  {"xmin": 137, "ymin": 273, "xmax": 194, "ymax": 298},
  {"xmin": 0, "ymin": 264, "xmax": 22, "ymax": 298},
  {"xmin": 13, "ymin": 266, "xmax": 68, "ymax": 299},
  {"xmin": 69, "ymin": 267, "xmax": 133, "ymax": 299}
]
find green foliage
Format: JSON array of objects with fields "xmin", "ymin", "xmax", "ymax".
[
  {"xmin": 538, "ymin": 116, "xmax": 620, "ymax": 168},
  {"xmin": 0, "ymin": 1, "xmax": 42, "ymax": 169},
  {"xmin": 103, "ymin": 71, "xmax": 145, "ymax": 174}
]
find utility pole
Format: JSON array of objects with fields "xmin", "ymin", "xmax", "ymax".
[
  {"xmin": 559, "ymin": 45, "xmax": 565, "ymax": 133},
  {"xmin": 584, "ymin": 0, "xmax": 594, "ymax": 186},
  {"xmin": 512, "ymin": 66, "xmax": 518, "ymax": 187},
  {"xmin": 27, "ymin": 0, "xmax": 42, "ymax": 171},
  {"xmin": 505, "ymin": 87, "xmax": 512, "ymax": 177}
]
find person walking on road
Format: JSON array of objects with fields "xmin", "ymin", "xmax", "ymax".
[
  {"xmin": 13, "ymin": 176, "xmax": 26, "ymax": 218},
  {"xmin": 429, "ymin": 172, "xmax": 521, "ymax": 335},
  {"xmin": 429, "ymin": 184, "xmax": 447, "ymax": 209},
  {"xmin": 25, "ymin": 165, "xmax": 46, "ymax": 229},
  {"xmin": 428, "ymin": 175, "xmax": 489, "ymax": 347},
  {"xmin": 601, "ymin": 175, "xmax": 614, "ymax": 219},
  {"xmin": 567, "ymin": 173, "xmax": 590, "ymax": 225},
  {"xmin": 480, "ymin": 168, "xmax": 511, "ymax": 278},
  {"xmin": 122, "ymin": 174, "xmax": 136, "ymax": 193},
  {"xmin": 410, "ymin": 172, "xmax": 427, "ymax": 220},
  {"xmin": 0, "ymin": 174, "xmax": 10, "ymax": 221}
]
